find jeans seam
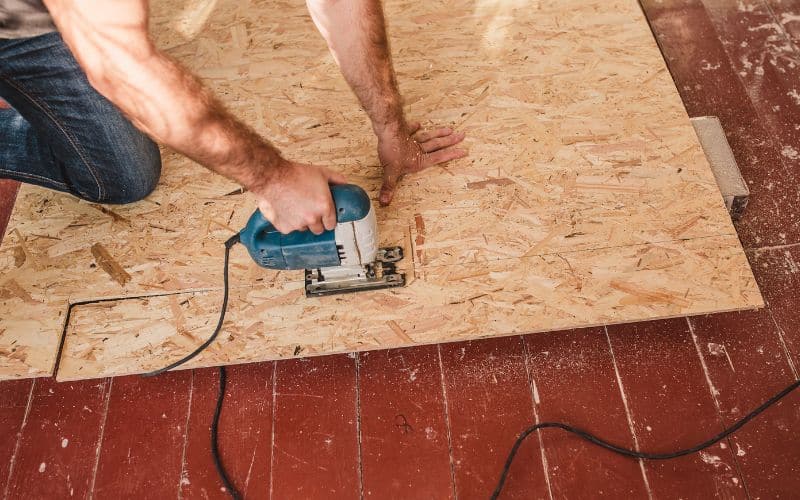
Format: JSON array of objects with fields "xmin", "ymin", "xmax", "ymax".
[
  {"xmin": 0, "ymin": 168, "xmax": 68, "ymax": 189},
  {"xmin": 0, "ymin": 75, "xmax": 107, "ymax": 200}
]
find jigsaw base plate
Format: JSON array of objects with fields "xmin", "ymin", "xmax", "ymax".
[{"xmin": 305, "ymin": 247, "xmax": 406, "ymax": 297}]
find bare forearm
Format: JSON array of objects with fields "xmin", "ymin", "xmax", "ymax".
[
  {"xmin": 307, "ymin": 0, "xmax": 406, "ymax": 137},
  {"xmin": 94, "ymin": 51, "xmax": 283, "ymax": 191},
  {"xmin": 44, "ymin": 0, "xmax": 282, "ymax": 191}
]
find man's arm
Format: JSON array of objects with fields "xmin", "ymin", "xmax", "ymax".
[
  {"xmin": 43, "ymin": 0, "xmax": 343, "ymax": 235},
  {"xmin": 306, "ymin": 0, "xmax": 467, "ymax": 205}
]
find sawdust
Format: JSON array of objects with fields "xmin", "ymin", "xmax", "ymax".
[{"xmin": 781, "ymin": 145, "xmax": 799, "ymax": 160}]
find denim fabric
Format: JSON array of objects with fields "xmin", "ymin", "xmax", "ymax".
[{"xmin": 0, "ymin": 31, "xmax": 161, "ymax": 203}]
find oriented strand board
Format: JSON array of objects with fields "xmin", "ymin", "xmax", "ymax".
[
  {"xmin": 0, "ymin": 0, "xmax": 762, "ymax": 381},
  {"xmin": 57, "ymin": 235, "xmax": 757, "ymax": 380}
]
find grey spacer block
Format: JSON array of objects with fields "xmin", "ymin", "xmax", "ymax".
[{"xmin": 691, "ymin": 116, "xmax": 750, "ymax": 221}]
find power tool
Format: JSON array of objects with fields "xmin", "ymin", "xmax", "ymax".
[{"xmin": 239, "ymin": 184, "xmax": 406, "ymax": 296}]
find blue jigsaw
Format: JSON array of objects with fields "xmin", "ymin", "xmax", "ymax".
[{"xmin": 239, "ymin": 184, "xmax": 405, "ymax": 296}]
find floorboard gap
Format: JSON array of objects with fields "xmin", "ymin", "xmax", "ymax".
[
  {"xmin": 686, "ymin": 318, "xmax": 751, "ymax": 498},
  {"xmin": 436, "ymin": 345, "xmax": 458, "ymax": 500},
  {"xmin": 354, "ymin": 354, "xmax": 364, "ymax": 500},
  {"xmin": 605, "ymin": 326, "xmax": 654, "ymax": 500},
  {"xmin": 176, "ymin": 370, "xmax": 195, "ymax": 500},
  {"xmin": 268, "ymin": 362, "xmax": 277, "ymax": 500},
  {"xmin": 520, "ymin": 335, "xmax": 554, "ymax": 500},
  {"xmin": 87, "ymin": 378, "xmax": 113, "ymax": 500}
]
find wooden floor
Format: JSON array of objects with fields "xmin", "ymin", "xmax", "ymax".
[{"xmin": 1, "ymin": 0, "xmax": 799, "ymax": 498}]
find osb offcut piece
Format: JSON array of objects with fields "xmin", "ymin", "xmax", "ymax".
[{"xmin": 0, "ymin": 0, "xmax": 762, "ymax": 381}]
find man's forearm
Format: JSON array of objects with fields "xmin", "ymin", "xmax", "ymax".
[
  {"xmin": 44, "ymin": 0, "xmax": 282, "ymax": 192},
  {"xmin": 307, "ymin": 0, "xmax": 407, "ymax": 138},
  {"xmin": 96, "ymin": 51, "xmax": 284, "ymax": 192}
]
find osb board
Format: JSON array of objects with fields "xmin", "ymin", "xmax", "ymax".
[
  {"xmin": 0, "ymin": 0, "xmax": 762, "ymax": 381},
  {"xmin": 58, "ymin": 235, "xmax": 757, "ymax": 380}
]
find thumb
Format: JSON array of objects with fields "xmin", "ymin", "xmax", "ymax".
[
  {"xmin": 323, "ymin": 168, "xmax": 348, "ymax": 185},
  {"xmin": 379, "ymin": 179, "xmax": 396, "ymax": 206},
  {"xmin": 257, "ymin": 199, "xmax": 275, "ymax": 222}
]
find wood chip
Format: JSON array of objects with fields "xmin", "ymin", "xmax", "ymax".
[
  {"xmin": 91, "ymin": 243, "xmax": 131, "ymax": 287},
  {"xmin": 386, "ymin": 320, "xmax": 415, "ymax": 343}
]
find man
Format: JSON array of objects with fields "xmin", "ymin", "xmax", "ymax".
[{"xmin": 0, "ymin": 0, "xmax": 466, "ymax": 235}]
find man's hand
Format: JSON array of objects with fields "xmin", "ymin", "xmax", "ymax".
[
  {"xmin": 377, "ymin": 122, "xmax": 467, "ymax": 205},
  {"xmin": 307, "ymin": 0, "xmax": 469, "ymax": 204},
  {"xmin": 252, "ymin": 161, "xmax": 347, "ymax": 235}
]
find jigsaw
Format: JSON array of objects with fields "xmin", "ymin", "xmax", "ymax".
[{"xmin": 239, "ymin": 184, "xmax": 406, "ymax": 297}]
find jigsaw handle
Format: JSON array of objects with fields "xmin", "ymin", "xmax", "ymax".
[
  {"xmin": 241, "ymin": 183, "xmax": 370, "ymax": 236},
  {"xmin": 239, "ymin": 184, "xmax": 372, "ymax": 270}
]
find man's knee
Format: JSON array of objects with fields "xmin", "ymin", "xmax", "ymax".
[
  {"xmin": 65, "ymin": 117, "xmax": 161, "ymax": 205},
  {"xmin": 56, "ymin": 92, "xmax": 164, "ymax": 204},
  {"xmin": 114, "ymin": 156, "xmax": 161, "ymax": 203},
  {"xmin": 71, "ymin": 136, "xmax": 161, "ymax": 204},
  {"xmin": 102, "ymin": 139, "xmax": 162, "ymax": 204}
]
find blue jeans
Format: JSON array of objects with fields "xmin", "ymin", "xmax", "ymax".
[{"xmin": 0, "ymin": 32, "xmax": 161, "ymax": 203}]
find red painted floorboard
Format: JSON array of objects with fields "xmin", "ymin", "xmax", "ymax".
[
  {"xmin": 180, "ymin": 363, "xmax": 274, "ymax": 499},
  {"xmin": 439, "ymin": 337, "xmax": 548, "ymax": 500},
  {"xmin": 690, "ymin": 308, "xmax": 800, "ymax": 498},
  {"xmin": 358, "ymin": 346, "xmax": 454, "ymax": 499},
  {"xmin": 0, "ymin": 379, "xmax": 32, "ymax": 494},
  {"xmin": 270, "ymin": 355, "xmax": 360, "ymax": 499},
  {"xmin": 702, "ymin": 0, "xmax": 800, "ymax": 142},
  {"xmin": 699, "ymin": 0, "xmax": 800, "ymax": 246},
  {"xmin": 523, "ymin": 328, "xmax": 648, "ymax": 498},
  {"xmin": 92, "ymin": 372, "xmax": 191, "ymax": 500},
  {"xmin": 5, "ymin": 378, "xmax": 108, "ymax": 499},
  {"xmin": 607, "ymin": 320, "xmax": 745, "ymax": 498},
  {"xmin": 750, "ymin": 245, "xmax": 800, "ymax": 367}
]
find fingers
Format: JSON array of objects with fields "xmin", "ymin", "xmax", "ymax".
[
  {"xmin": 269, "ymin": 218, "xmax": 297, "ymax": 235},
  {"xmin": 413, "ymin": 126, "xmax": 454, "ymax": 143},
  {"xmin": 307, "ymin": 188, "xmax": 335, "ymax": 234},
  {"xmin": 376, "ymin": 124, "xmax": 468, "ymax": 206},
  {"xmin": 254, "ymin": 161, "xmax": 345, "ymax": 236},
  {"xmin": 307, "ymin": 219, "xmax": 325, "ymax": 235},
  {"xmin": 322, "ymin": 203, "xmax": 337, "ymax": 231},
  {"xmin": 419, "ymin": 131, "xmax": 466, "ymax": 153},
  {"xmin": 319, "ymin": 168, "xmax": 342, "ymax": 230},
  {"xmin": 426, "ymin": 147, "xmax": 469, "ymax": 166}
]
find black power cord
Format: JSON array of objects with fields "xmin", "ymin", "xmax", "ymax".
[
  {"xmin": 143, "ymin": 234, "xmax": 800, "ymax": 500},
  {"xmin": 142, "ymin": 233, "xmax": 240, "ymax": 377},
  {"xmin": 213, "ymin": 366, "xmax": 242, "ymax": 500},
  {"xmin": 142, "ymin": 233, "xmax": 243, "ymax": 499},
  {"xmin": 491, "ymin": 377, "xmax": 800, "ymax": 499}
]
